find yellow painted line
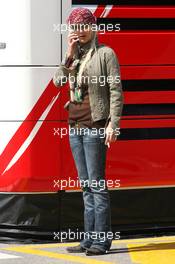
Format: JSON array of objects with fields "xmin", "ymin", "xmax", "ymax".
[
  {"xmin": 2, "ymin": 242, "xmax": 80, "ymax": 249},
  {"xmin": 3, "ymin": 245, "xmax": 113, "ymax": 264},
  {"xmin": 127, "ymin": 239, "xmax": 175, "ymax": 264},
  {"xmin": 3, "ymin": 236, "xmax": 175, "ymax": 249},
  {"xmin": 3, "ymin": 237, "xmax": 175, "ymax": 264},
  {"xmin": 112, "ymin": 236, "xmax": 175, "ymax": 244}
]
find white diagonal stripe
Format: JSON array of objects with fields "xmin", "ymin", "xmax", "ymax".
[
  {"xmin": 2, "ymin": 92, "xmax": 60, "ymax": 175},
  {"xmin": 100, "ymin": 5, "xmax": 113, "ymax": 18}
]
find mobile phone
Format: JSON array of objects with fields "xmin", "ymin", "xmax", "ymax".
[{"xmin": 69, "ymin": 28, "xmax": 80, "ymax": 56}]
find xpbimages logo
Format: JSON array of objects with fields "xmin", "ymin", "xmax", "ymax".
[
  {"xmin": 53, "ymin": 178, "xmax": 121, "ymax": 190},
  {"xmin": 53, "ymin": 126, "xmax": 121, "ymax": 139},
  {"xmin": 53, "ymin": 23, "xmax": 121, "ymax": 34},
  {"xmin": 58, "ymin": 73, "xmax": 121, "ymax": 87},
  {"xmin": 53, "ymin": 229, "xmax": 120, "ymax": 242}
]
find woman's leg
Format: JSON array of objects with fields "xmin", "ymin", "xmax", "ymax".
[
  {"xmin": 83, "ymin": 128, "xmax": 112, "ymax": 252},
  {"xmin": 69, "ymin": 127, "xmax": 94, "ymax": 248}
]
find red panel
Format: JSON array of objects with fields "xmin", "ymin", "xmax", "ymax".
[
  {"xmin": 121, "ymin": 118, "xmax": 175, "ymax": 128},
  {"xmin": 0, "ymin": 121, "xmax": 62, "ymax": 192},
  {"xmin": 121, "ymin": 66, "xmax": 175, "ymax": 79},
  {"xmin": 124, "ymin": 91, "xmax": 175, "ymax": 104},
  {"xmin": 106, "ymin": 139, "xmax": 175, "ymax": 188},
  {"xmin": 97, "ymin": 6, "xmax": 175, "ymax": 18},
  {"xmin": 59, "ymin": 123, "xmax": 175, "ymax": 190},
  {"xmin": 123, "ymin": 114, "xmax": 175, "ymax": 119},
  {"xmin": 1, "ymin": 116, "xmax": 175, "ymax": 191},
  {"xmin": 98, "ymin": 31, "xmax": 175, "ymax": 65}
]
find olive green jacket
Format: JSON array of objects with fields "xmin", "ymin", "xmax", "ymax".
[{"xmin": 53, "ymin": 43, "xmax": 124, "ymax": 131}]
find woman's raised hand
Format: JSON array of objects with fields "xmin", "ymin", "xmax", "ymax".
[{"xmin": 67, "ymin": 32, "xmax": 79, "ymax": 58}]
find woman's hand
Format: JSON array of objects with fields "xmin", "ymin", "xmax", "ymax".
[
  {"xmin": 67, "ymin": 32, "xmax": 79, "ymax": 58},
  {"xmin": 105, "ymin": 121, "xmax": 117, "ymax": 146}
]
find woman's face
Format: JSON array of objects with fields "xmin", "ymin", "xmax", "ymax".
[{"xmin": 70, "ymin": 24, "xmax": 94, "ymax": 44}]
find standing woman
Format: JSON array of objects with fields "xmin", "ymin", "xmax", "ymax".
[{"xmin": 53, "ymin": 7, "xmax": 124, "ymax": 255}]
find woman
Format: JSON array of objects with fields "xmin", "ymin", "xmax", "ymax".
[{"xmin": 53, "ymin": 7, "xmax": 124, "ymax": 255}]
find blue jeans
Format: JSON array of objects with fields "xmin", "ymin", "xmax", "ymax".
[{"xmin": 69, "ymin": 126, "xmax": 112, "ymax": 251}]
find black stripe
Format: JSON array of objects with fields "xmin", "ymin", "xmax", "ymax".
[
  {"xmin": 97, "ymin": 18, "xmax": 175, "ymax": 30},
  {"xmin": 119, "ymin": 127, "xmax": 175, "ymax": 140},
  {"xmin": 73, "ymin": 0, "xmax": 175, "ymax": 5},
  {"xmin": 123, "ymin": 104, "xmax": 175, "ymax": 116},
  {"xmin": 122, "ymin": 80, "xmax": 175, "ymax": 92}
]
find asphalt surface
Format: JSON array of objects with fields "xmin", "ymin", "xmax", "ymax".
[{"xmin": 0, "ymin": 236, "xmax": 174, "ymax": 264}]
